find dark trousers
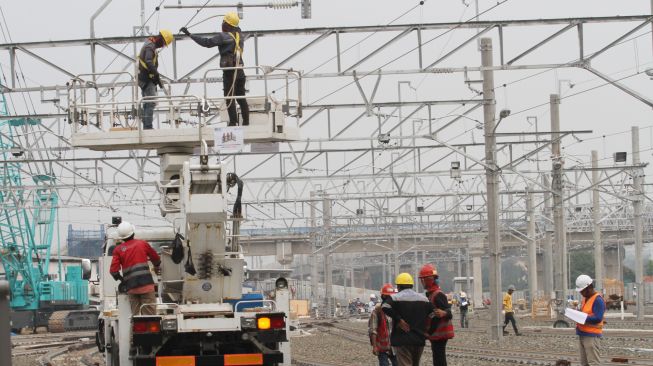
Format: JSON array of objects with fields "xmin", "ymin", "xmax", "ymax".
[
  {"xmin": 460, "ymin": 309, "xmax": 468, "ymax": 328},
  {"xmin": 223, "ymin": 69, "xmax": 249, "ymax": 126},
  {"xmin": 395, "ymin": 345, "xmax": 424, "ymax": 366},
  {"xmin": 430, "ymin": 340, "xmax": 448, "ymax": 366},
  {"xmin": 140, "ymin": 81, "xmax": 157, "ymax": 129},
  {"xmin": 377, "ymin": 351, "xmax": 398, "ymax": 366},
  {"xmin": 503, "ymin": 311, "xmax": 518, "ymax": 333}
]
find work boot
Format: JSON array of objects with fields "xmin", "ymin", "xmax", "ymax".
[{"xmin": 516, "ymin": 332, "xmax": 523, "ymax": 336}]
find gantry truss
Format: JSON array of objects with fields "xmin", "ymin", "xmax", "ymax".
[{"xmin": 0, "ymin": 13, "xmax": 650, "ymax": 247}]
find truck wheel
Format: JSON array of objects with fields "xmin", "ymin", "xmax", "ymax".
[
  {"xmin": 553, "ymin": 320, "xmax": 570, "ymax": 328},
  {"xmin": 109, "ymin": 331, "xmax": 120, "ymax": 366}
]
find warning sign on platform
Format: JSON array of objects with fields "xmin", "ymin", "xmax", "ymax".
[{"xmin": 214, "ymin": 126, "xmax": 244, "ymax": 152}]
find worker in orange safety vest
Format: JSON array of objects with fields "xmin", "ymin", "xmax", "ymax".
[
  {"xmin": 418, "ymin": 264, "xmax": 453, "ymax": 366},
  {"xmin": 369, "ymin": 284, "xmax": 398, "ymax": 366},
  {"xmin": 575, "ymin": 274, "xmax": 605, "ymax": 366}
]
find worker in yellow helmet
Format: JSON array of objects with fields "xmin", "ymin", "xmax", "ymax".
[
  {"xmin": 180, "ymin": 12, "xmax": 250, "ymax": 127},
  {"xmin": 382, "ymin": 273, "xmax": 435, "ymax": 366},
  {"xmin": 138, "ymin": 30, "xmax": 173, "ymax": 130}
]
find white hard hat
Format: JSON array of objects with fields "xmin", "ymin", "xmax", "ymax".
[
  {"xmin": 460, "ymin": 292, "xmax": 467, "ymax": 298},
  {"xmin": 370, "ymin": 294, "xmax": 377, "ymax": 299},
  {"xmin": 575, "ymin": 274, "xmax": 593, "ymax": 292},
  {"xmin": 117, "ymin": 221, "xmax": 135, "ymax": 240}
]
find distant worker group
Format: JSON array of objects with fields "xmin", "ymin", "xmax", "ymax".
[
  {"xmin": 136, "ymin": 12, "xmax": 250, "ymax": 130},
  {"xmin": 363, "ymin": 266, "xmax": 606, "ymax": 366}
]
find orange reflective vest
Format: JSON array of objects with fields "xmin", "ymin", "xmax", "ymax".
[
  {"xmin": 369, "ymin": 306, "xmax": 391, "ymax": 352},
  {"xmin": 576, "ymin": 292, "xmax": 604, "ymax": 335},
  {"xmin": 427, "ymin": 290, "xmax": 454, "ymax": 341}
]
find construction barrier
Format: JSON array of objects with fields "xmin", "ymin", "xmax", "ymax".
[
  {"xmin": 531, "ymin": 296, "xmax": 552, "ymax": 320},
  {"xmin": 290, "ymin": 299, "xmax": 310, "ymax": 319}
]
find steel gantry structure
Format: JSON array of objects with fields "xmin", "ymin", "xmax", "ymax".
[{"xmin": 0, "ymin": 4, "xmax": 652, "ymax": 339}]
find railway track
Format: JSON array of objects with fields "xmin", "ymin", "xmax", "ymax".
[
  {"xmin": 37, "ymin": 339, "xmax": 95, "ymax": 366},
  {"xmin": 11, "ymin": 331, "xmax": 95, "ymax": 358},
  {"xmin": 312, "ymin": 320, "xmax": 653, "ymax": 366}
]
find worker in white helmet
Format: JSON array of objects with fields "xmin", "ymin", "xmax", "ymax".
[
  {"xmin": 459, "ymin": 292, "xmax": 469, "ymax": 328},
  {"xmin": 575, "ymin": 274, "xmax": 605, "ymax": 366},
  {"xmin": 110, "ymin": 221, "xmax": 161, "ymax": 316},
  {"xmin": 369, "ymin": 293, "xmax": 378, "ymax": 311}
]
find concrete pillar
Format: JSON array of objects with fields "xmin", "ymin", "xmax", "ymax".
[
  {"xmin": 470, "ymin": 245, "xmax": 484, "ymax": 308},
  {"xmin": 550, "ymin": 93, "xmax": 568, "ymax": 300},
  {"xmin": 481, "ymin": 37, "xmax": 503, "ymax": 341},
  {"xmin": 632, "ymin": 126, "xmax": 645, "ymax": 320},
  {"xmin": 591, "ymin": 150, "xmax": 603, "ymax": 292},
  {"xmin": 309, "ymin": 192, "xmax": 318, "ymax": 306},
  {"xmin": 536, "ymin": 253, "xmax": 546, "ymax": 292},
  {"xmin": 604, "ymin": 246, "xmax": 624, "ymax": 282},
  {"xmin": 542, "ymin": 175, "xmax": 554, "ymax": 298},
  {"xmin": 323, "ymin": 195, "xmax": 333, "ymax": 317},
  {"xmin": 527, "ymin": 191, "xmax": 538, "ymax": 302}
]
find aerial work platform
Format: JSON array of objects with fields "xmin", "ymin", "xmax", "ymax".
[{"xmin": 67, "ymin": 67, "xmax": 302, "ymax": 151}]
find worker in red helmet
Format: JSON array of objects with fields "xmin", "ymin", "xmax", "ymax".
[
  {"xmin": 418, "ymin": 263, "xmax": 453, "ymax": 366},
  {"xmin": 368, "ymin": 284, "xmax": 398, "ymax": 366}
]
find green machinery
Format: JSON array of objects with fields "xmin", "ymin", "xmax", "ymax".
[{"xmin": 0, "ymin": 86, "xmax": 96, "ymax": 332}]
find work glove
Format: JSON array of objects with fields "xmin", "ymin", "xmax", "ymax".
[
  {"xmin": 152, "ymin": 75, "xmax": 163, "ymax": 88},
  {"xmin": 180, "ymin": 27, "xmax": 191, "ymax": 36},
  {"xmin": 118, "ymin": 282, "xmax": 128, "ymax": 294}
]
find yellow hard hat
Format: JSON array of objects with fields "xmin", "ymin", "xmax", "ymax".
[
  {"xmin": 395, "ymin": 272, "xmax": 414, "ymax": 285},
  {"xmin": 224, "ymin": 11, "xmax": 240, "ymax": 27},
  {"xmin": 160, "ymin": 29, "xmax": 174, "ymax": 46}
]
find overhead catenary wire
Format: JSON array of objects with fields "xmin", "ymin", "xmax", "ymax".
[
  {"xmin": 0, "ymin": 5, "xmax": 36, "ymax": 115},
  {"xmin": 99, "ymin": 0, "xmax": 167, "ymax": 75},
  {"xmin": 308, "ymin": 0, "xmax": 510, "ymax": 105}
]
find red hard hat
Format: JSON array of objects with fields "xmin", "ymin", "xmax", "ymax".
[
  {"xmin": 418, "ymin": 263, "xmax": 438, "ymax": 278},
  {"xmin": 380, "ymin": 283, "xmax": 396, "ymax": 295}
]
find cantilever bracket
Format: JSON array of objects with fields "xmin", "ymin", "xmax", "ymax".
[
  {"xmin": 426, "ymin": 134, "xmax": 495, "ymax": 171},
  {"xmin": 353, "ymin": 70, "xmax": 382, "ymax": 117}
]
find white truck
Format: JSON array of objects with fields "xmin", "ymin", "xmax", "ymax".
[
  {"xmin": 68, "ymin": 66, "xmax": 301, "ymax": 366},
  {"xmin": 95, "ymin": 156, "xmax": 291, "ymax": 366}
]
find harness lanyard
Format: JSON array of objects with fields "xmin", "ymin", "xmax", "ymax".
[
  {"xmin": 138, "ymin": 45, "xmax": 158, "ymax": 78},
  {"xmin": 225, "ymin": 32, "xmax": 242, "ymax": 109}
]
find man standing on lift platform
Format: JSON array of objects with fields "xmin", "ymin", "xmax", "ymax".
[
  {"xmin": 138, "ymin": 30, "xmax": 174, "ymax": 130},
  {"xmin": 180, "ymin": 12, "xmax": 250, "ymax": 127}
]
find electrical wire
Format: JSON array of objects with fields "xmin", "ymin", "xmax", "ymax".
[
  {"xmin": 181, "ymin": 0, "xmax": 213, "ymax": 29},
  {"xmin": 509, "ymin": 69, "xmax": 645, "ymax": 118},
  {"xmin": 492, "ymin": 30, "xmax": 653, "ymax": 95},
  {"xmin": 99, "ymin": 0, "xmax": 167, "ymax": 75},
  {"xmin": 308, "ymin": 0, "xmax": 510, "ymax": 105},
  {"xmin": 0, "ymin": 5, "xmax": 36, "ymax": 115},
  {"xmin": 303, "ymin": 2, "xmax": 425, "ymax": 76}
]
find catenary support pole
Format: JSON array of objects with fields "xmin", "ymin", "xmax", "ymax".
[
  {"xmin": 527, "ymin": 190, "xmax": 538, "ymax": 302},
  {"xmin": 481, "ymin": 37, "xmax": 503, "ymax": 341},
  {"xmin": 550, "ymin": 94, "xmax": 568, "ymax": 300},
  {"xmin": 394, "ymin": 217, "xmax": 400, "ymax": 281},
  {"xmin": 309, "ymin": 191, "xmax": 318, "ymax": 310},
  {"xmin": 591, "ymin": 150, "xmax": 603, "ymax": 293},
  {"xmin": 323, "ymin": 194, "xmax": 334, "ymax": 317},
  {"xmin": 632, "ymin": 126, "xmax": 644, "ymax": 320},
  {"xmin": 0, "ymin": 281, "xmax": 10, "ymax": 366},
  {"xmin": 542, "ymin": 175, "xmax": 554, "ymax": 298}
]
